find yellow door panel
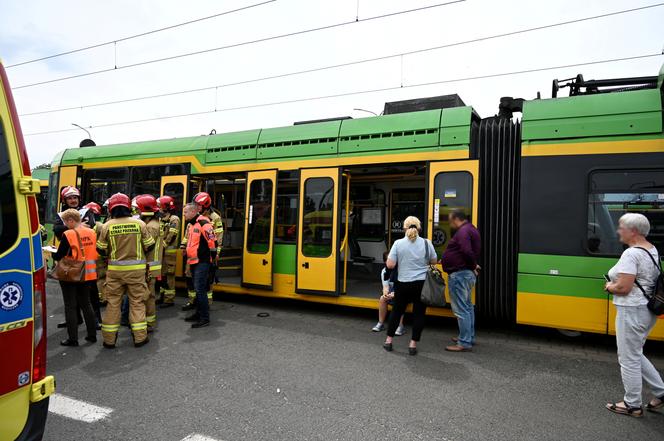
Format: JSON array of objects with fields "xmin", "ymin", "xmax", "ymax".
[
  {"xmin": 297, "ymin": 168, "xmax": 339, "ymax": 295},
  {"xmin": 160, "ymin": 175, "xmax": 188, "ymax": 277},
  {"xmin": 427, "ymin": 160, "xmax": 479, "ymax": 303},
  {"xmin": 57, "ymin": 165, "xmax": 78, "ymax": 207},
  {"xmin": 242, "ymin": 170, "xmax": 277, "ymax": 288},
  {"xmin": 517, "ymin": 292, "xmax": 608, "ymax": 333}
]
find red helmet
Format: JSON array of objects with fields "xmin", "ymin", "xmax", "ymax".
[
  {"xmin": 83, "ymin": 202, "xmax": 102, "ymax": 216},
  {"xmin": 193, "ymin": 192, "xmax": 212, "ymax": 209},
  {"xmin": 157, "ymin": 195, "xmax": 175, "ymax": 211},
  {"xmin": 61, "ymin": 186, "xmax": 80, "ymax": 199},
  {"xmin": 108, "ymin": 193, "xmax": 131, "ymax": 212},
  {"xmin": 135, "ymin": 194, "xmax": 158, "ymax": 214}
]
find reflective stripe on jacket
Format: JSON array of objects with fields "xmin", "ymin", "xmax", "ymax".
[
  {"xmin": 64, "ymin": 226, "xmax": 98, "ymax": 281},
  {"xmin": 145, "ymin": 217, "xmax": 162, "ymax": 276}
]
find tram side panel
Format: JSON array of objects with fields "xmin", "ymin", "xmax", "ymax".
[{"xmin": 517, "ymin": 149, "xmax": 664, "ymax": 338}]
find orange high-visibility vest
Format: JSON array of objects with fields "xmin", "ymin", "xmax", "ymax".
[
  {"xmin": 64, "ymin": 226, "xmax": 98, "ymax": 281},
  {"xmin": 186, "ymin": 215, "xmax": 216, "ymax": 265}
]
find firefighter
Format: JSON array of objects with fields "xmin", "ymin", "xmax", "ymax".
[
  {"xmin": 183, "ymin": 203, "xmax": 216, "ymax": 328},
  {"xmin": 53, "ymin": 186, "xmax": 96, "ymax": 240},
  {"xmin": 96, "ymin": 193, "xmax": 155, "ymax": 348},
  {"xmin": 157, "ymin": 195, "xmax": 180, "ymax": 308},
  {"xmin": 135, "ymin": 195, "xmax": 161, "ymax": 331},
  {"xmin": 193, "ymin": 192, "xmax": 223, "ymax": 304}
]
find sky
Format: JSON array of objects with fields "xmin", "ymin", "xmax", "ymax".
[{"xmin": 1, "ymin": 0, "xmax": 663, "ymax": 167}]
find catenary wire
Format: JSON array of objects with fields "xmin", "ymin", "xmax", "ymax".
[
  {"xmin": 17, "ymin": 2, "xmax": 664, "ymax": 116},
  {"xmin": 22, "ymin": 52, "xmax": 663, "ymax": 137},
  {"xmin": 12, "ymin": 1, "xmax": 466, "ymax": 90},
  {"xmin": 5, "ymin": 0, "xmax": 277, "ymax": 68}
]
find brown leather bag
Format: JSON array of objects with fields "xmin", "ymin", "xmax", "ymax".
[{"xmin": 50, "ymin": 229, "xmax": 85, "ymax": 282}]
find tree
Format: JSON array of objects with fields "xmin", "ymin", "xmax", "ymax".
[{"xmin": 32, "ymin": 163, "xmax": 51, "ymax": 170}]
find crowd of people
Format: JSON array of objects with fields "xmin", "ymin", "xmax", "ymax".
[
  {"xmin": 47, "ymin": 187, "xmax": 664, "ymax": 417},
  {"xmin": 48, "ymin": 186, "xmax": 222, "ymax": 349}
]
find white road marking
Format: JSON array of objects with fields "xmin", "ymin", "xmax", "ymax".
[
  {"xmin": 48, "ymin": 393, "xmax": 113, "ymax": 423},
  {"xmin": 181, "ymin": 434, "xmax": 222, "ymax": 441}
]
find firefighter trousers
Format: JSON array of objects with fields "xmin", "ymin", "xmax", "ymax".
[
  {"xmin": 102, "ymin": 269, "xmax": 149, "ymax": 345},
  {"xmin": 161, "ymin": 251, "xmax": 177, "ymax": 304},
  {"xmin": 146, "ymin": 277, "xmax": 157, "ymax": 328}
]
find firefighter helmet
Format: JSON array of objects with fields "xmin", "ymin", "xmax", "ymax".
[
  {"xmin": 193, "ymin": 192, "xmax": 212, "ymax": 209},
  {"xmin": 83, "ymin": 202, "xmax": 102, "ymax": 216},
  {"xmin": 60, "ymin": 186, "xmax": 80, "ymax": 200},
  {"xmin": 135, "ymin": 194, "xmax": 159, "ymax": 214},
  {"xmin": 108, "ymin": 193, "xmax": 131, "ymax": 211},
  {"xmin": 157, "ymin": 195, "xmax": 175, "ymax": 211}
]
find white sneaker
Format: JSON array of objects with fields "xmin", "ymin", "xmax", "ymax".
[
  {"xmin": 395, "ymin": 325, "xmax": 406, "ymax": 336},
  {"xmin": 372, "ymin": 322, "xmax": 384, "ymax": 332}
]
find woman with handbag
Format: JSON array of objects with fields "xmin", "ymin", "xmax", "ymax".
[
  {"xmin": 382, "ymin": 216, "xmax": 437, "ymax": 356},
  {"xmin": 604, "ymin": 213, "xmax": 664, "ymax": 417},
  {"xmin": 52, "ymin": 209, "xmax": 98, "ymax": 347}
]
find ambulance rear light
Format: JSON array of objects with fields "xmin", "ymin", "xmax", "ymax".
[{"xmin": 32, "ymin": 268, "xmax": 47, "ymax": 383}]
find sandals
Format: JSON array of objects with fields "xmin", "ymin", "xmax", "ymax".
[
  {"xmin": 605, "ymin": 401, "xmax": 643, "ymax": 418},
  {"xmin": 646, "ymin": 395, "xmax": 664, "ymax": 412}
]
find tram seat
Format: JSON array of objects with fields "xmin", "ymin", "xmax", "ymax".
[{"xmin": 349, "ymin": 234, "xmax": 375, "ymax": 273}]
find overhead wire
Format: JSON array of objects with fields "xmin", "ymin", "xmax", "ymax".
[
  {"xmin": 5, "ymin": 0, "xmax": 277, "ymax": 68},
  {"xmin": 12, "ymin": 0, "xmax": 466, "ymax": 90},
  {"xmin": 22, "ymin": 52, "xmax": 663, "ymax": 137},
  {"xmin": 17, "ymin": 2, "xmax": 664, "ymax": 117}
]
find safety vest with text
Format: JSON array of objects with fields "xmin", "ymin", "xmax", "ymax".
[{"xmin": 64, "ymin": 226, "xmax": 98, "ymax": 281}]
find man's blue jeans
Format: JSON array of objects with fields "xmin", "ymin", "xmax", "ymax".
[
  {"xmin": 449, "ymin": 270, "xmax": 476, "ymax": 348},
  {"xmin": 191, "ymin": 262, "xmax": 210, "ymax": 322}
]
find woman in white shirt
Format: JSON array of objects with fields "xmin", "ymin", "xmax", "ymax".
[{"xmin": 604, "ymin": 213, "xmax": 664, "ymax": 417}]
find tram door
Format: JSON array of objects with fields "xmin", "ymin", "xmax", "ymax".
[
  {"xmin": 296, "ymin": 167, "xmax": 340, "ymax": 295},
  {"xmin": 56, "ymin": 165, "xmax": 78, "ymax": 207},
  {"xmin": 242, "ymin": 170, "xmax": 277, "ymax": 289},
  {"xmin": 160, "ymin": 175, "xmax": 188, "ymax": 277},
  {"xmin": 427, "ymin": 161, "xmax": 479, "ymax": 301}
]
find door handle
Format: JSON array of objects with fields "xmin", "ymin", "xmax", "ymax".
[
  {"xmin": 262, "ymin": 259, "xmax": 268, "ymax": 265},
  {"xmin": 302, "ymin": 262, "xmax": 309, "ymax": 269}
]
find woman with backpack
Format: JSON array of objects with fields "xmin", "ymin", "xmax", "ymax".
[{"xmin": 604, "ymin": 213, "xmax": 664, "ymax": 417}]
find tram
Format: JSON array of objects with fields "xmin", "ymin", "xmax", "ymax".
[{"xmin": 46, "ymin": 64, "xmax": 664, "ymax": 339}]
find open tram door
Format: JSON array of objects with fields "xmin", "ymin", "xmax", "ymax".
[
  {"xmin": 160, "ymin": 175, "xmax": 189, "ymax": 277},
  {"xmin": 427, "ymin": 160, "xmax": 479, "ymax": 303},
  {"xmin": 242, "ymin": 170, "xmax": 277, "ymax": 289},
  {"xmin": 296, "ymin": 167, "xmax": 341, "ymax": 295}
]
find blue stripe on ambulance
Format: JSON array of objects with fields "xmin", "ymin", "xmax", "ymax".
[{"xmin": 0, "ymin": 238, "xmax": 33, "ymax": 324}]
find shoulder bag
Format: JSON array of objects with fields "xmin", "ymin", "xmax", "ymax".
[
  {"xmin": 50, "ymin": 229, "xmax": 86, "ymax": 283},
  {"xmin": 420, "ymin": 239, "xmax": 446, "ymax": 307},
  {"xmin": 633, "ymin": 246, "xmax": 664, "ymax": 316}
]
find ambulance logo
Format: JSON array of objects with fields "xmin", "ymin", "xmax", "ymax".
[
  {"xmin": 0, "ymin": 282, "xmax": 23, "ymax": 311},
  {"xmin": 18, "ymin": 371, "xmax": 30, "ymax": 386}
]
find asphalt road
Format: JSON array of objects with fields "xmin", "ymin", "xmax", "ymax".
[{"xmin": 42, "ymin": 280, "xmax": 664, "ymax": 441}]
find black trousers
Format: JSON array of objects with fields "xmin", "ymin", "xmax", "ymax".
[
  {"xmin": 60, "ymin": 281, "xmax": 97, "ymax": 341},
  {"xmin": 387, "ymin": 280, "xmax": 427, "ymax": 341},
  {"xmin": 87, "ymin": 281, "xmax": 101, "ymax": 323}
]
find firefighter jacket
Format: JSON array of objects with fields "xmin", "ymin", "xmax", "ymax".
[
  {"xmin": 208, "ymin": 209, "xmax": 224, "ymax": 247},
  {"xmin": 144, "ymin": 216, "xmax": 162, "ymax": 277},
  {"xmin": 185, "ymin": 215, "xmax": 217, "ymax": 265},
  {"xmin": 160, "ymin": 213, "xmax": 181, "ymax": 252},
  {"xmin": 93, "ymin": 221, "xmax": 108, "ymax": 277},
  {"xmin": 96, "ymin": 217, "xmax": 155, "ymax": 272},
  {"xmin": 62, "ymin": 226, "xmax": 98, "ymax": 281}
]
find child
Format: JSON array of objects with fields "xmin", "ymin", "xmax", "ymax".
[{"xmin": 372, "ymin": 252, "xmax": 405, "ymax": 335}]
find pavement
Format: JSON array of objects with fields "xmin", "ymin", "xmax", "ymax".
[{"xmin": 42, "ymin": 279, "xmax": 664, "ymax": 441}]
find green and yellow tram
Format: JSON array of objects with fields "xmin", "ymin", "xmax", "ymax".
[{"xmin": 45, "ymin": 64, "xmax": 664, "ymax": 339}]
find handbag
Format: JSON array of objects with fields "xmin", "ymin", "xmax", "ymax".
[
  {"xmin": 633, "ymin": 247, "xmax": 664, "ymax": 316},
  {"xmin": 49, "ymin": 229, "xmax": 86, "ymax": 283},
  {"xmin": 420, "ymin": 239, "xmax": 446, "ymax": 307}
]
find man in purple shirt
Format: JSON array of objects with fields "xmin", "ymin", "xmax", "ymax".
[{"xmin": 441, "ymin": 209, "xmax": 481, "ymax": 352}]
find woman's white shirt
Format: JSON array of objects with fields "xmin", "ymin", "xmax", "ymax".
[{"xmin": 608, "ymin": 246, "xmax": 659, "ymax": 307}]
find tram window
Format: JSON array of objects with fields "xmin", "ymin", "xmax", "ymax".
[
  {"xmin": 46, "ymin": 170, "xmax": 59, "ymax": 222},
  {"xmin": 82, "ymin": 168, "xmax": 129, "ymax": 205},
  {"xmin": 162, "ymin": 183, "xmax": 184, "ymax": 213},
  {"xmin": 247, "ymin": 179, "xmax": 273, "ymax": 253},
  {"xmin": 432, "ymin": 172, "xmax": 472, "ymax": 255},
  {"xmin": 302, "ymin": 177, "xmax": 334, "ymax": 258},
  {"xmin": 131, "ymin": 165, "xmax": 185, "ymax": 198},
  {"xmin": 587, "ymin": 169, "xmax": 664, "ymax": 255},
  {"xmin": 275, "ymin": 173, "xmax": 298, "ymax": 244}
]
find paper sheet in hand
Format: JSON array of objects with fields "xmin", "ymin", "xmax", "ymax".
[{"xmin": 42, "ymin": 245, "xmax": 58, "ymax": 253}]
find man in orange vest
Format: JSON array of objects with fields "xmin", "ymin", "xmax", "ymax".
[
  {"xmin": 183, "ymin": 203, "xmax": 216, "ymax": 328},
  {"xmin": 97, "ymin": 193, "xmax": 155, "ymax": 348}
]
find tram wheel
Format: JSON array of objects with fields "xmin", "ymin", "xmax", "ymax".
[{"xmin": 557, "ymin": 328, "xmax": 582, "ymax": 338}]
